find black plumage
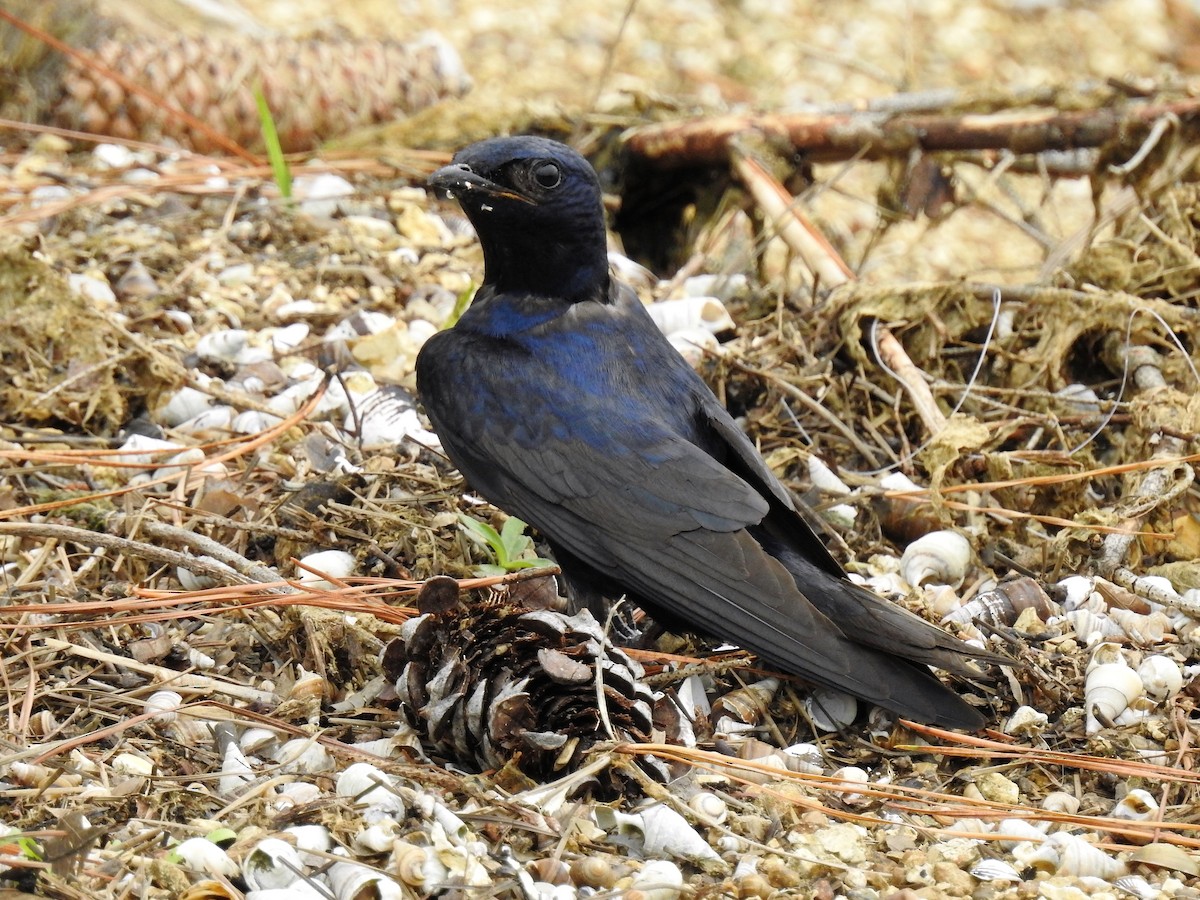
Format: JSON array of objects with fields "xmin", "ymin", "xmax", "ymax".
[{"xmin": 415, "ymin": 135, "xmax": 1000, "ymax": 729}]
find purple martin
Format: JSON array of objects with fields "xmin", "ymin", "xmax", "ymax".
[{"xmin": 415, "ymin": 136, "xmax": 999, "ymax": 728}]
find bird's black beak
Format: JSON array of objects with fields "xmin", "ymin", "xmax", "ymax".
[{"xmin": 428, "ymin": 163, "xmax": 535, "ymax": 204}]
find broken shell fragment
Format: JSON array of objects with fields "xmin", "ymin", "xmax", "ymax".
[
  {"xmin": 172, "ymin": 838, "xmax": 239, "ymax": 878},
  {"xmin": 1128, "ymin": 842, "xmax": 1200, "ymax": 876},
  {"xmin": 1112, "ymin": 788, "xmax": 1160, "ymax": 823},
  {"xmin": 1003, "ymin": 705, "xmax": 1048, "ymax": 736},
  {"xmin": 900, "ymin": 530, "xmax": 972, "ymax": 587},
  {"xmin": 969, "ymin": 859, "xmax": 1022, "ymax": 882}
]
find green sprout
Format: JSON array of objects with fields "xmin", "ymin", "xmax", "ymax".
[
  {"xmin": 254, "ymin": 86, "xmax": 292, "ymax": 201},
  {"xmin": 444, "ymin": 282, "xmax": 476, "ymax": 328},
  {"xmin": 457, "ymin": 512, "xmax": 555, "ymax": 576}
]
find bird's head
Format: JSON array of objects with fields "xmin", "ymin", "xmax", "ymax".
[{"xmin": 429, "ymin": 136, "xmax": 610, "ymax": 302}]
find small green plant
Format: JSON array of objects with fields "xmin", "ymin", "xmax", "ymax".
[
  {"xmin": 254, "ymin": 86, "xmax": 292, "ymax": 201},
  {"xmin": 444, "ymin": 282, "xmax": 476, "ymax": 328},
  {"xmin": 457, "ymin": 512, "xmax": 555, "ymax": 576}
]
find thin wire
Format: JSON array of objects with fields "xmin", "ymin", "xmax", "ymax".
[
  {"xmin": 1068, "ymin": 304, "xmax": 1200, "ymax": 455},
  {"xmin": 863, "ymin": 288, "xmax": 1004, "ymax": 474}
]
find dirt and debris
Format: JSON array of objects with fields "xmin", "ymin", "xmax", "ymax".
[{"xmin": 2, "ymin": 0, "xmax": 1200, "ymax": 898}]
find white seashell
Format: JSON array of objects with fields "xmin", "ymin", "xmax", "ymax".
[
  {"xmin": 629, "ymin": 859, "xmax": 684, "ymax": 900},
  {"xmin": 824, "ymin": 503, "xmax": 857, "ymax": 528},
  {"xmin": 112, "ymin": 751, "xmax": 154, "ymax": 776},
  {"xmin": 328, "ymin": 858, "xmax": 405, "ymax": 900},
  {"xmin": 271, "ymin": 322, "xmax": 310, "ymax": 353},
  {"xmin": 144, "ymin": 690, "xmax": 183, "ymax": 722},
  {"xmin": 349, "ymin": 386, "xmax": 437, "ymax": 450},
  {"xmin": 296, "ymin": 550, "xmax": 356, "ymax": 589},
  {"xmin": 687, "ymin": 791, "xmax": 728, "ymax": 824},
  {"xmin": 172, "ymin": 837, "xmax": 239, "ymax": 877},
  {"xmin": 195, "ymin": 329, "xmax": 249, "ymax": 363},
  {"xmin": 900, "ymin": 530, "xmax": 971, "ymax": 588},
  {"xmin": 175, "ymin": 405, "xmax": 236, "ymax": 435},
  {"xmin": 240, "ymin": 727, "xmax": 281, "ymax": 755},
  {"xmin": 244, "ymin": 885, "xmax": 328, "ymax": 900},
  {"xmin": 829, "ymin": 766, "xmax": 870, "ymax": 805},
  {"xmin": 1112, "ymin": 788, "xmax": 1159, "ymax": 822},
  {"xmin": 808, "ymin": 455, "xmax": 852, "ymax": 496},
  {"xmin": 647, "ymin": 296, "xmax": 736, "ymax": 337},
  {"xmin": 803, "ymin": 686, "xmax": 858, "ymax": 732},
  {"xmin": 242, "ymin": 838, "xmax": 306, "ymax": 891},
  {"xmin": 336, "ymin": 762, "xmax": 405, "ymax": 817},
  {"xmin": 1085, "ymin": 660, "xmax": 1144, "ymax": 734},
  {"xmin": 326, "ymin": 310, "xmax": 395, "ymax": 341},
  {"xmin": 1138, "ymin": 655, "xmax": 1184, "ymax": 701},
  {"xmin": 667, "ymin": 327, "xmax": 720, "ymax": 366},
  {"xmin": 274, "ymin": 738, "xmax": 334, "ymax": 774},
  {"xmin": 158, "ymin": 387, "xmax": 214, "ymax": 426},
  {"xmin": 969, "ymin": 859, "xmax": 1021, "ymax": 882},
  {"xmin": 1086, "ymin": 641, "xmax": 1126, "ymax": 672},
  {"xmin": 995, "ymin": 817, "xmax": 1048, "ymax": 850},
  {"xmin": 429, "ymin": 800, "xmax": 470, "ymax": 843},
  {"xmin": 1062, "ymin": 609, "xmax": 1123, "ymax": 644},
  {"xmin": 1041, "ymin": 791, "xmax": 1081, "ymax": 815},
  {"xmin": 681, "ymin": 272, "xmax": 748, "ymax": 300},
  {"xmin": 594, "ymin": 804, "xmax": 719, "ymax": 862},
  {"xmin": 270, "ymin": 781, "xmax": 322, "ymax": 813},
  {"xmin": 93, "ymin": 142, "xmax": 136, "ymax": 168},
  {"xmin": 68, "ymin": 272, "xmax": 117, "ymax": 311},
  {"xmin": 1028, "ymin": 832, "xmax": 1127, "ymax": 879},
  {"xmin": 216, "ymin": 263, "xmax": 254, "ymax": 286},
  {"xmin": 152, "ymin": 447, "xmax": 206, "ymax": 481},
  {"xmin": 232, "ymin": 410, "xmax": 284, "ymax": 433},
  {"xmin": 1058, "ymin": 575, "xmax": 1097, "ymax": 610},
  {"xmin": 217, "ymin": 741, "xmax": 255, "ymax": 795},
  {"xmin": 354, "ymin": 820, "xmax": 402, "ymax": 854},
  {"xmin": 392, "ymin": 840, "xmax": 450, "ymax": 890},
  {"xmin": 177, "ymin": 563, "xmax": 217, "ymax": 590},
  {"xmin": 294, "ymin": 172, "xmax": 355, "ymax": 218},
  {"xmin": 780, "ymin": 742, "xmax": 824, "ymax": 775},
  {"xmin": 1113, "ymin": 874, "xmax": 1165, "ymax": 900},
  {"xmin": 114, "ymin": 433, "xmax": 185, "ymax": 465},
  {"xmin": 1109, "ymin": 608, "xmax": 1170, "ymax": 643},
  {"xmin": 284, "ymin": 825, "xmax": 333, "ymax": 866},
  {"xmin": 1003, "ymin": 705, "xmax": 1048, "ymax": 736}
]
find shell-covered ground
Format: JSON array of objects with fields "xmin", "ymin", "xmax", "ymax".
[{"xmin": 3, "ymin": 0, "xmax": 1200, "ymax": 898}]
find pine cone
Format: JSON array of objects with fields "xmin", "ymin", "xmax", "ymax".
[
  {"xmin": 383, "ymin": 576, "xmax": 658, "ymax": 781},
  {"xmin": 51, "ymin": 32, "xmax": 471, "ymax": 152}
]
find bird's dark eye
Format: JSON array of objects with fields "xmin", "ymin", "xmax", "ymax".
[{"xmin": 533, "ymin": 162, "xmax": 561, "ymax": 189}]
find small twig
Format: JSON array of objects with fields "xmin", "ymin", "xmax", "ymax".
[
  {"xmin": 36, "ymin": 638, "xmax": 276, "ymax": 706},
  {"xmin": 871, "ymin": 321, "xmax": 947, "ymax": 435},
  {"xmin": 0, "ymin": 521, "xmax": 254, "ymax": 587},
  {"xmin": 119, "ymin": 516, "xmax": 283, "ymax": 586},
  {"xmin": 729, "ymin": 142, "xmax": 853, "ymax": 293}
]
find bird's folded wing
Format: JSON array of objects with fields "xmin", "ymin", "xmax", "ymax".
[{"xmin": 446, "ymin": 423, "xmax": 982, "ymax": 714}]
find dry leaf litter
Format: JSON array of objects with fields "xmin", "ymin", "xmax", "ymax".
[{"xmin": 2, "ymin": 0, "xmax": 1200, "ymax": 898}]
